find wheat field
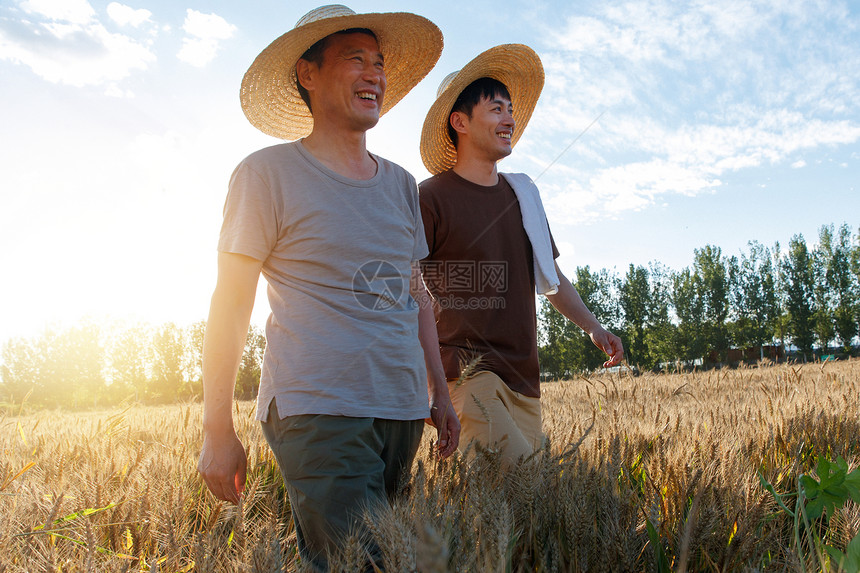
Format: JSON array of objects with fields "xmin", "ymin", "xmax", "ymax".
[{"xmin": 2, "ymin": 359, "xmax": 859, "ymax": 572}]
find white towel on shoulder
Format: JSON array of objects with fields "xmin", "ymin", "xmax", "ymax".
[{"xmin": 500, "ymin": 172, "xmax": 560, "ymax": 295}]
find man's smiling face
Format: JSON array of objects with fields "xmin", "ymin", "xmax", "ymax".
[
  {"xmin": 459, "ymin": 93, "xmax": 515, "ymax": 163},
  {"xmin": 304, "ymin": 31, "xmax": 387, "ymax": 134}
]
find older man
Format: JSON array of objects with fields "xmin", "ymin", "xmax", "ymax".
[{"xmin": 197, "ymin": 5, "xmax": 458, "ymax": 570}]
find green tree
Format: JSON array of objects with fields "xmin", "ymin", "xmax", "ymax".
[
  {"xmin": 782, "ymin": 235, "xmax": 815, "ymax": 359},
  {"xmin": 150, "ymin": 322, "xmax": 185, "ymax": 402},
  {"xmin": 672, "ymin": 267, "xmax": 705, "ymax": 363},
  {"xmin": 771, "ymin": 241, "xmax": 791, "ymax": 351},
  {"xmin": 185, "ymin": 320, "xmax": 207, "ymax": 399},
  {"xmin": 106, "ymin": 322, "xmax": 151, "ymax": 403},
  {"xmin": 852, "ymin": 225, "xmax": 860, "ymax": 351},
  {"xmin": 1, "ymin": 337, "xmax": 40, "ymax": 405},
  {"xmin": 729, "ymin": 241, "xmax": 778, "ymax": 355},
  {"xmin": 643, "ymin": 262, "xmax": 678, "ymax": 369},
  {"xmin": 37, "ymin": 323, "xmax": 107, "ymax": 408},
  {"xmin": 537, "ymin": 266, "xmax": 619, "ymax": 377},
  {"xmin": 727, "ymin": 255, "xmax": 744, "ymax": 344},
  {"xmin": 69, "ymin": 322, "xmax": 108, "ymax": 408},
  {"xmin": 819, "ymin": 223, "xmax": 858, "ymax": 353},
  {"xmin": 2, "ymin": 323, "xmax": 106, "ymax": 408},
  {"xmin": 693, "ymin": 245, "xmax": 730, "ymax": 361},
  {"xmin": 570, "ymin": 266, "xmax": 620, "ymax": 372},
  {"xmin": 812, "ymin": 226, "xmax": 836, "ymax": 353},
  {"xmin": 236, "ymin": 324, "xmax": 266, "ymax": 399},
  {"xmin": 619, "ymin": 264, "xmax": 649, "ymax": 368},
  {"xmin": 537, "ymin": 296, "xmax": 575, "ymax": 379}
]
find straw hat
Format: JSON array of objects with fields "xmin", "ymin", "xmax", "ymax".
[
  {"xmin": 420, "ymin": 44, "xmax": 544, "ymax": 175},
  {"xmin": 241, "ymin": 5, "xmax": 443, "ymax": 140}
]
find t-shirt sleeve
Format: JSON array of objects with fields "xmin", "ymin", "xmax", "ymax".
[
  {"xmin": 217, "ymin": 161, "xmax": 279, "ymax": 262},
  {"xmin": 418, "ymin": 189, "xmax": 436, "ymax": 260},
  {"xmin": 410, "ymin": 177, "xmax": 429, "ymax": 262}
]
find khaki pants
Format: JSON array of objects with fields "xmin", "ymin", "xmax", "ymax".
[{"xmin": 448, "ymin": 371, "xmax": 544, "ymax": 466}]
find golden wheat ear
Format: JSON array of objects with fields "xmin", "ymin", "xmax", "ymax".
[{"xmin": 456, "ymin": 345, "xmax": 485, "ymax": 387}]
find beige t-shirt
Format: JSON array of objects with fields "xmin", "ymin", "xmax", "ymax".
[{"xmin": 219, "ymin": 141, "xmax": 429, "ymax": 421}]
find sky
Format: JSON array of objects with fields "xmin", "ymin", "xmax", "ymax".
[{"xmin": 1, "ymin": 0, "xmax": 858, "ymax": 344}]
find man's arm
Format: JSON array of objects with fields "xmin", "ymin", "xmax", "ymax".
[
  {"xmin": 411, "ymin": 262, "xmax": 460, "ymax": 458},
  {"xmin": 197, "ymin": 251, "xmax": 263, "ymax": 503},
  {"xmin": 545, "ymin": 261, "xmax": 624, "ymax": 368}
]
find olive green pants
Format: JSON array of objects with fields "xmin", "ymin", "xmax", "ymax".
[
  {"xmin": 261, "ymin": 400, "xmax": 423, "ymax": 572},
  {"xmin": 449, "ymin": 371, "xmax": 544, "ymax": 466}
]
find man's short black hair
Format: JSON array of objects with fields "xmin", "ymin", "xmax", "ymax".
[
  {"xmin": 295, "ymin": 28, "xmax": 378, "ymax": 114},
  {"xmin": 447, "ymin": 77, "xmax": 511, "ymax": 147}
]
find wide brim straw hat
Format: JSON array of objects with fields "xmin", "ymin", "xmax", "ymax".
[
  {"xmin": 241, "ymin": 4, "xmax": 443, "ymax": 140},
  {"xmin": 420, "ymin": 44, "xmax": 544, "ymax": 175}
]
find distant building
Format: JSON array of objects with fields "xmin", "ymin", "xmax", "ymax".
[{"xmin": 719, "ymin": 345, "xmax": 785, "ymax": 363}]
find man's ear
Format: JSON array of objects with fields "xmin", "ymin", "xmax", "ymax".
[
  {"xmin": 449, "ymin": 111, "xmax": 469, "ymax": 136},
  {"xmin": 296, "ymin": 59, "xmax": 316, "ymax": 93}
]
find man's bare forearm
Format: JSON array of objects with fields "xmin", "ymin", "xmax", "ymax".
[
  {"xmin": 546, "ymin": 261, "xmax": 625, "ymax": 366},
  {"xmin": 411, "ymin": 262, "xmax": 460, "ymax": 457},
  {"xmin": 202, "ymin": 252, "xmax": 262, "ymax": 435},
  {"xmin": 546, "ymin": 271, "xmax": 602, "ymax": 335},
  {"xmin": 417, "ymin": 300, "xmax": 448, "ymax": 395},
  {"xmin": 411, "ymin": 262, "xmax": 447, "ymax": 394}
]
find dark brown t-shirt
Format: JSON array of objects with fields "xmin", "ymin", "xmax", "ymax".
[{"xmin": 419, "ymin": 170, "xmax": 558, "ymax": 398}]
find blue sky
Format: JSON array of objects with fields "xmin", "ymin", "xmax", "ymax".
[{"xmin": 1, "ymin": 0, "xmax": 858, "ymax": 343}]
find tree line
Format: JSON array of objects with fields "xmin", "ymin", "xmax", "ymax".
[
  {"xmin": 539, "ymin": 223, "xmax": 860, "ymax": 377},
  {"xmin": 0, "ymin": 321, "xmax": 265, "ymax": 410},
  {"xmin": 2, "ymin": 223, "xmax": 858, "ymax": 409}
]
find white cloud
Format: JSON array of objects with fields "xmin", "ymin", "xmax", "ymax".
[
  {"xmin": 792, "ymin": 160, "xmax": 807, "ymax": 169},
  {"xmin": 20, "ymin": 0, "xmax": 95, "ymax": 25},
  {"xmin": 182, "ymin": 9, "xmax": 235, "ymax": 39},
  {"xmin": 107, "ymin": 2, "xmax": 151, "ymax": 28},
  {"xmin": 177, "ymin": 9, "xmax": 235, "ymax": 67},
  {"xmin": 537, "ymin": 108, "xmax": 860, "ymax": 226},
  {"xmin": 0, "ymin": 24, "xmax": 154, "ymax": 86},
  {"xmin": 524, "ymin": 0, "xmax": 860, "ymax": 224},
  {"xmin": 104, "ymin": 83, "xmax": 133, "ymax": 98},
  {"xmin": 0, "ymin": 0, "xmax": 155, "ymax": 87}
]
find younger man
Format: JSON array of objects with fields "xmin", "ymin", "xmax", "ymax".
[{"xmin": 418, "ymin": 44, "xmax": 623, "ymax": 466}]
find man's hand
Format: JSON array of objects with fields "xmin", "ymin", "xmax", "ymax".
[
  {"xmin": 198, "ymin": 252, "xmax": 259, "ymax": 504},
  {"xmin": 197, "ymin": 430, "xmax": 247, "ymax": 504},
  {"xmin": 590, "ymin": 327, "xmax": 625, "ymax": 368},
  {"xmin": 427, "ymin": 393, "xmax": 460, "ymax": 459}
]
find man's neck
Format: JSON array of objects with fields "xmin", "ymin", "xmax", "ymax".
[
  {"xmin": 452, "ymin": 157, "xmax": 499, "ymax": 187},
  {"xmin": 302, "ymin": 126, "xmax": 377, "ymax": 180}
]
